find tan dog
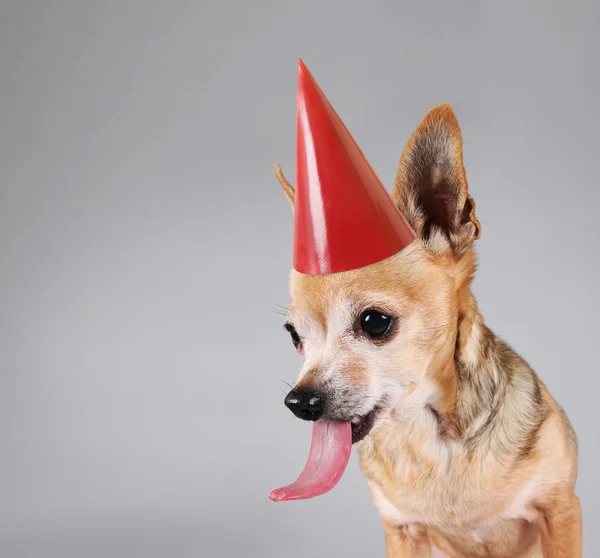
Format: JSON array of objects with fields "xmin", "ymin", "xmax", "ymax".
[{"xmin": 274, "ymin": 104, "xmax": 581, "ymax": 557}]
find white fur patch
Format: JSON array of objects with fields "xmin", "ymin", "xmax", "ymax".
[
  {"xmin": 462, "ymin": 318, "xmax": 482, "ymax": 364},
  {"xmin": 326, "ymin": 296, "xmax": 355, "ymax": 338},
  {"xmin": 501, "ymin": 474, "xmax": 542, "ymax": 522},
  {"xmin": 292, "ymin": 312, "xmax": 325, "ymax": 384},
  {"xmin": 471, "ymin": 527, "xmax": 484, "ymax": 543},
  {"xmin": 368, "ymin": 481, "xmax": 419, "ymax": 525}
]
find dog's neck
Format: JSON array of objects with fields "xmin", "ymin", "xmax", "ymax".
[
  {"xmin": 448, "ymin": 286, "xmax": 500, "ymax": 439},
  {"xmin": 396, "ymin": 280, "xmax": 502, "ymax": 440},
  {"xmin": 401, "ymin": 283, "xmax": 541, "ymax": 451},
  {"xmin": 408, "ymin": 249, "xmax": 495, "ymax": 439}
]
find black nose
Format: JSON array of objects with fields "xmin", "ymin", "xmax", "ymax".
[{"xmin": 284, "ymin": 389, "xmax": 325, "ymax": 421}]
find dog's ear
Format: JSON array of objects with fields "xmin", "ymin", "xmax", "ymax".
[
  {"xmin": 392, "ymin": 103, "xmax": 480, "ymax": 255},
  {"xmin": 274, "ymin": 163, "xmax": 295, "ymax": 210}
]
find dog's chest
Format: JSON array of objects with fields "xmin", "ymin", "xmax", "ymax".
[
  {"xmin": 368, "ymin": 478, "xmax": 461, "ymax": 527},
  {"xmin": 368, "ymin": 479, "xmax": 542, "ymax": 557},
  {"xmin": 362, "ymin": 435, "xmax": 470, "ymax": 524},
  {"xmin": 362, "ymin": 432, "xmax": 544, "ymax": 557}
]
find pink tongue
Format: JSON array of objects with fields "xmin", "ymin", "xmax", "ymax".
[{"xmin": 269, "ymin": 420, "xmax": 352, "ymax": 502}]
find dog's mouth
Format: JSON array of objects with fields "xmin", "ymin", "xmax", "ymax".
[
  {"xmin": 269, "ymin": 403, "xmax": 384, "ymax": 503},
  {"xmin": 350, "ymin": 405, "xmax": 382, "ymax": 444}
]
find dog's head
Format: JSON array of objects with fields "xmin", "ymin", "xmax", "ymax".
[{"xmin": 276, "ymin": 104, "xmax": 481, "ymax": 444}]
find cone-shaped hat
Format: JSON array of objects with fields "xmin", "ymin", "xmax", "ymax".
[{"xmin": 293, "ymin": 60, "xmax": 415, "ymax": 275}]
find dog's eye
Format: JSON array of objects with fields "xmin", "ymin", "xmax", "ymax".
[
  {"xmin": 284, "ymin": 323, "xmax": 302, "ymax": 349},
  {"xmin": 360, "ymin": 310, "xmax": 393, "ymax": 339}
]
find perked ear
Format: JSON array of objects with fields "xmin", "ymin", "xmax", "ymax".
[
  {"xmin": 392, "ymin": 103, "xmax": 480, "ymax": 255},
  {"xmin": 274, "ymin": 163, "xmax": 295, "ymax": 210}
]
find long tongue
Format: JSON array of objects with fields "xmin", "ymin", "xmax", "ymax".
[{"xmin": 269, "ymin": 420, "xmax": 352, "ymax": 502}]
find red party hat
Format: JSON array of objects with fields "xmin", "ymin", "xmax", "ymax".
[{"xmin": 294, "ymin": 60, "xmax": 415, "ymax": 274}]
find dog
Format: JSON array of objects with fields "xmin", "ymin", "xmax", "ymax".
[{"xmin": 271, "ymin": 101, "xmax": 581, "ymax": 557}]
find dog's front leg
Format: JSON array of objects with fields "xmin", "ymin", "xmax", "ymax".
[
  {"xmin": 384, "ymin": 523, "xmax": 430, "ymax": 558},
  {"xmin": 540, "ymin": 492, "xmax": 582, "ymax": 558}
]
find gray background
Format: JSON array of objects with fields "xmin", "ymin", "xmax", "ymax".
[{"xmin": 0, "ymin": 1, "xmax": 598, "ymax": 557}]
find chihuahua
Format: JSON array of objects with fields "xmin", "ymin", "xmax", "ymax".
[{"xmin": 271, "ymin": 102, "xmax": 581, "ymax": 557}]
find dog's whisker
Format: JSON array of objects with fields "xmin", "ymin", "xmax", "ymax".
[
  {"xmin": 263, "ymin": 301, "xmax": 290, "ymax": 318},
  {"xmin": 269, "ymin": 302, "xmax": 289, "ymax": 311}
]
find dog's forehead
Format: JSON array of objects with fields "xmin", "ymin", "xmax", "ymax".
[
  {"xmin": 289, "ymin": 242, "xmax": 429, "ymax": 303},
  {"xmin": 287, "ymin": 244, "xmax": 434, "ymax": 330},
  {"xmin": 287, "ymin": 274, "xmax": 352, "ymax": 332}
]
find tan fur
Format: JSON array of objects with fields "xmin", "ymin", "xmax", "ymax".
[
  {"xmin": 274, "ymin": 163, "xmax": 295, "ymax": 208},
  {"xmin": 276, "ymin": 104, "xmax": 580, "ymax": 557}
]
